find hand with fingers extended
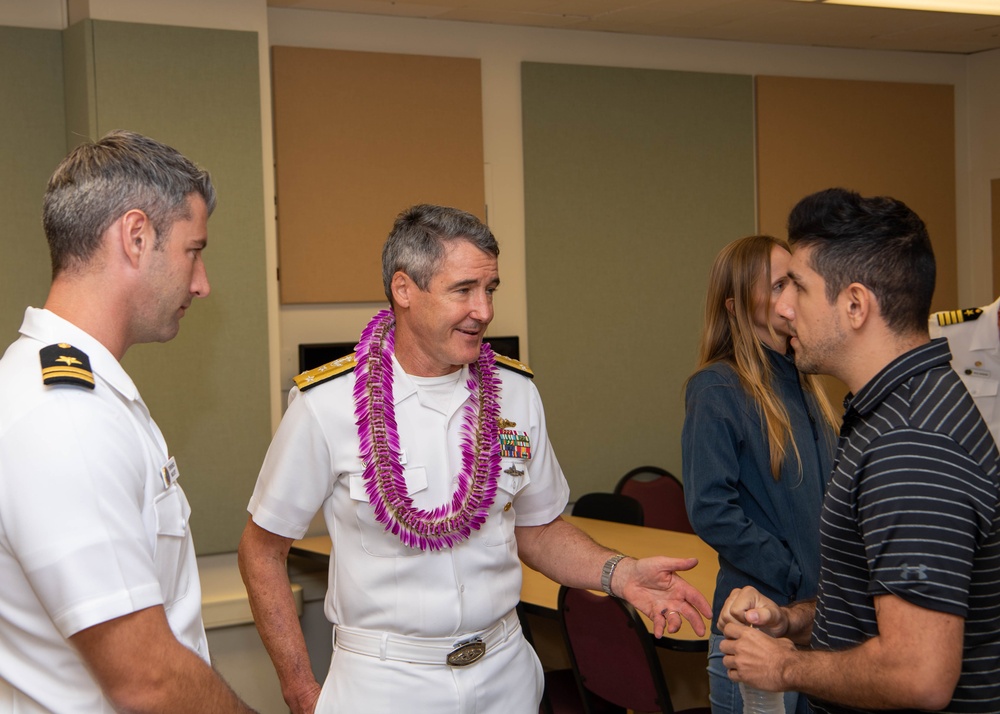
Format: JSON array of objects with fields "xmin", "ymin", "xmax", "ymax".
[{"xmin": 613, "ymin": 556, "xmax": 713, "ymax": 639}]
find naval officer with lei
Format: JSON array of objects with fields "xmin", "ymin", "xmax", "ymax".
[{"xmin": 239, "ymin": 204, "xmax": 712, "ymax": 713}]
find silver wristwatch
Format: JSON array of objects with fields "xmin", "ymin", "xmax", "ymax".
[{"xmin": 600, "ymin": 553, "xmax": 627, "ymax": 597}]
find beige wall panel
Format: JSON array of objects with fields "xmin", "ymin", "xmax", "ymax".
[
  {"xmin": 756, "ymin": 76, "xmax": 957, "ymax": 312},
  {"xmin": 272, "ymin": 46, "xmax": 485, "ymax": 304}
]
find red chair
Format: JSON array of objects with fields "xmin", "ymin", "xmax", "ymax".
[
  {"xmin": 558, "ymin": 586, "xmax": 710, "ymax": 714},
  {"xmin": 614, "ymin": 466, "xmax": 694, "ymax": 534},
  {"xmin": 517, "ymin": 603, "xmax": 614, "ymax": 713}
]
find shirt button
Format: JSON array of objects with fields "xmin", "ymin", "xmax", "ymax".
[{"xmin": 503, "ymin": 502, "xmax": 512, "ymax": 512}]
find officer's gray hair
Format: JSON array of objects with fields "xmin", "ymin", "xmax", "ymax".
[
  {"xmin": 382, "ymin": 204, "xmax": 498, "ymax": 304},
  {"xmin": 42, "ymin": 130, "xmax": 216, "ymax": 277}
]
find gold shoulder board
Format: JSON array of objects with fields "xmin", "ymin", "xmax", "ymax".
[
  {"xmin": 494, "ymin": 353, "xmax": 533, "ymax": 379},
  {"xmin": 40, "ymin": 343, "xmax": 95, "ymax": 390},
  {"xmin": 933, "ymin": 307, "xmax": 983, "ymax": 327},
  {"xmin": 293, "ymin": 353, "xmax": 357, "ymax": 392}
]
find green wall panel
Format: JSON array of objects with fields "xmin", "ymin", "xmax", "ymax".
[
  {"xmin": 64, "ymin": 20, "xmax": 270, "ymax": 553},
  {"xmin": 0, "ymin": 27, "xmax": 66, "ymax": 348},
  {"xmin": 522, "ymin": 62, "xmax": 755, "ymax": 496}
]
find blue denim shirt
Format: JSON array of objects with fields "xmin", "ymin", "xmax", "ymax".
[{"xmin": 682, "ymin": 348, "xmax": 835, "ymax": 633}]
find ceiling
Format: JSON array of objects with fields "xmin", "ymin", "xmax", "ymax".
[{"xmin": 268, "ymin": 0, "xmax": 1000, "ymax": 54}]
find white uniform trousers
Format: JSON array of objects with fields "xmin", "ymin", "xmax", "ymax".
[{"xmin": 316, "ymin": 614, "xmax": 543, "ymax": 713}]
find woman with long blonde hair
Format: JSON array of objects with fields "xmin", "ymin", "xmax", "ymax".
[{"xmin": 682, "ymin": 235, "xmax": 838, "ymax": 714}]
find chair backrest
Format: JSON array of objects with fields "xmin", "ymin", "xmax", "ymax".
[
  {"xmin": 614, "ymin": 466, "xmax": 694, "ymax": 534},
  {"xmin": 571, "ymin": 492, "xmax": 644, "ymax": 526},
  {"xmin": 558, "ymin": 586, "xmax": 675, "ymax": 714}
]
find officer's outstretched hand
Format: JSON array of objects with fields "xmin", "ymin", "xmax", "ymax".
[{"xmin": 613, "ymin": 556, "xmax": 712, "ymax": 639}]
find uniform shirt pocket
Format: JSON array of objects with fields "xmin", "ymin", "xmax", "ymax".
[
  {"xmin": 963, "ymin": 375, "xmax": 999, "ymax": 398},
  {"xmin": 152, "ymin": 486, "xmax": 192, "ymax": 606},
  {"xmin": 483, "ymin": 459, "xmax": 532, "ymax": 547},
  {"xmin": 349, "ymin": 468, "xmax": 429, "ymax": 557}
]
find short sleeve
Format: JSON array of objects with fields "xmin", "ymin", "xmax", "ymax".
[
  {"xmin": 0, "ymin": 392, "xmax": 162, "ymax": 637},
  {"xmin": 248, "ymin": 389, "xmax": 337, "ymax": 539},
  {"xmin": 859, "ymin": 429, "xmax": 994, "ymax": 616}
]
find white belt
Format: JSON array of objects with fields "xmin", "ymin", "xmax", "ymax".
[{"xmin": 333, "ymin": 609, "xmax": 520, "ymax": 667}]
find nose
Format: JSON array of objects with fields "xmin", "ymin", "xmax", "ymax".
[
  {"xmin": 191, "ymin": 258, "xmax": 211, "ymax": 299},
  {"xmin": 775, "ymin": 291, "xmax": 793, "ymax": 321},
  {"xmin": 470, "ymin": 290, "xmax": 494, "ymax": 325}
]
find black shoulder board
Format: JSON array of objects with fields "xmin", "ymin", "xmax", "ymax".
[
  {"xmin": 294, "ymin": 353, "xmax": 357, "ymax": 392},
  {"xmin": 933, "ymin": 307, "xmax": 983, "ymax": 327},
  {"xmin": 39, "ymin": 343, "xmax": 95, "ymax": 390},
  {"xmin": 494, "ymin": 353, "xmax": 533, "ymax": 379}
]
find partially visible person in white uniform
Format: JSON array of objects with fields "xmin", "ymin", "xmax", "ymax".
[
  {"xmin": 239, "ymin": 204, "xmax": 713, "ymax": 714},
  {"xmin": 929, "ymin": 296, "xmax": 1000, "ymax": 446},
  {"xmin": 0, "ymin": 131, "xmax": 257, "ymax": 713}
]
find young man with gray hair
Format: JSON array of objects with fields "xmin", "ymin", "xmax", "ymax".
[
  {"xmin": 0, "ymin": 131, "xmax": 256, "ymax": 713},
  {"xmin": 239, "ymin": 204, "xmax": 713, "ymax": 713}
]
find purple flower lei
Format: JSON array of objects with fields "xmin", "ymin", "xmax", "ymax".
[{"xmin": 353, "ymin": 309, "xmax": 501, "ymax": 551}]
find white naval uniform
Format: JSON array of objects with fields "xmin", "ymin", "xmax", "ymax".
[
  {"xmin": 0, "ymin": 308, "xmax": 209, "ymax": 713},
  {"xmin": 248, "ymin": 353, "xmax": 571, "ymax": 714},
  {"xmin": 929, "ymin": 296, "xmax": 1000, "ymax": 447}
]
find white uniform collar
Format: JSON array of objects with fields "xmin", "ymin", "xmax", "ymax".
[
  {"xmin": 391, "ymin": 353, "xmax": 473, "ymax": 415},
  {"xmin": 19, "ymin": 307, "xmax": 140, "ymax": 402}
]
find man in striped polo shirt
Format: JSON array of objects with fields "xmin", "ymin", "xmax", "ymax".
[{"xmin": 718, "ymin": 188, "xmax": 1000, "ymax": 713}]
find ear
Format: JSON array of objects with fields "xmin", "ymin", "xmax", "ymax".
[
  {"xmin": 724, "ymin": 297, "xmax": 735, "ymax": 315},
  {"xmin": 390, "ymin": 271, "xmax": 414, "ymax": 309},
  {"xmin": 119, "ymin": 209, "xmax": 153, "ymax": 269},
  {"xmin": 843, "ymin": 283, "xmax": 873, "ymax": 329}
]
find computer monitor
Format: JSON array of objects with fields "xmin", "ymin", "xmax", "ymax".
[
  {"xmin": 482, "ymin": 335, "xmax": 520, "ymax": 361},
  {"xmin": 298, "ymin": 342, "xmax": 357, "ymax": 373}
]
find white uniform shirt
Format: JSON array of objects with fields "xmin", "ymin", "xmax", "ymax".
[
  {"xmin": 929, "ymin": 296, "xmax": 1000, "ymax": 446},
  {"xmin": 0, "ymin": 308, "xmax": 208, "ymax": 713},
  {"xmin": 249, "ymin": 354, "xmax": 570, "ymax": 637}
]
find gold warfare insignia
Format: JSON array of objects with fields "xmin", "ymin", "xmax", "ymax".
[
  {"xmin": 504, "ymin": 464, "xmax": 525, "ymax": 478},
  {"xmin": 294, "ymin": 353, "xmax": 357, "ymax": 392},
  {"xmin": 933, "ymin": 307, "xmax": 983, "ymax": 327},
  {"xmin": 497, "ymin": 418, "xmax": 516, "ymax": 429},
  {"xmin": 39, "ymin": 344, "xmax": 95, "ymax": 389}
]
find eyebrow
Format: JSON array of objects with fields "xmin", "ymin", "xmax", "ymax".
[{"xmin": 447, "ymin": 277, "xmax": 500, "ymax": 290}]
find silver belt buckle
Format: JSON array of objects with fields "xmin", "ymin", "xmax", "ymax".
[{"xmin": 447, "ymin": 638, "xmax": 485, "ymax": 666}]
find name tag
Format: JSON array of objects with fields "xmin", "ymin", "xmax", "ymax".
[{"xmin": 160, "ymin": 456, "xmax": 179, "ymax": 489}]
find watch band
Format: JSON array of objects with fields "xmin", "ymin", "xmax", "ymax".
[{"xmin": 600, "ymin": 553, "xmax": 628, "ymax": 597}]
